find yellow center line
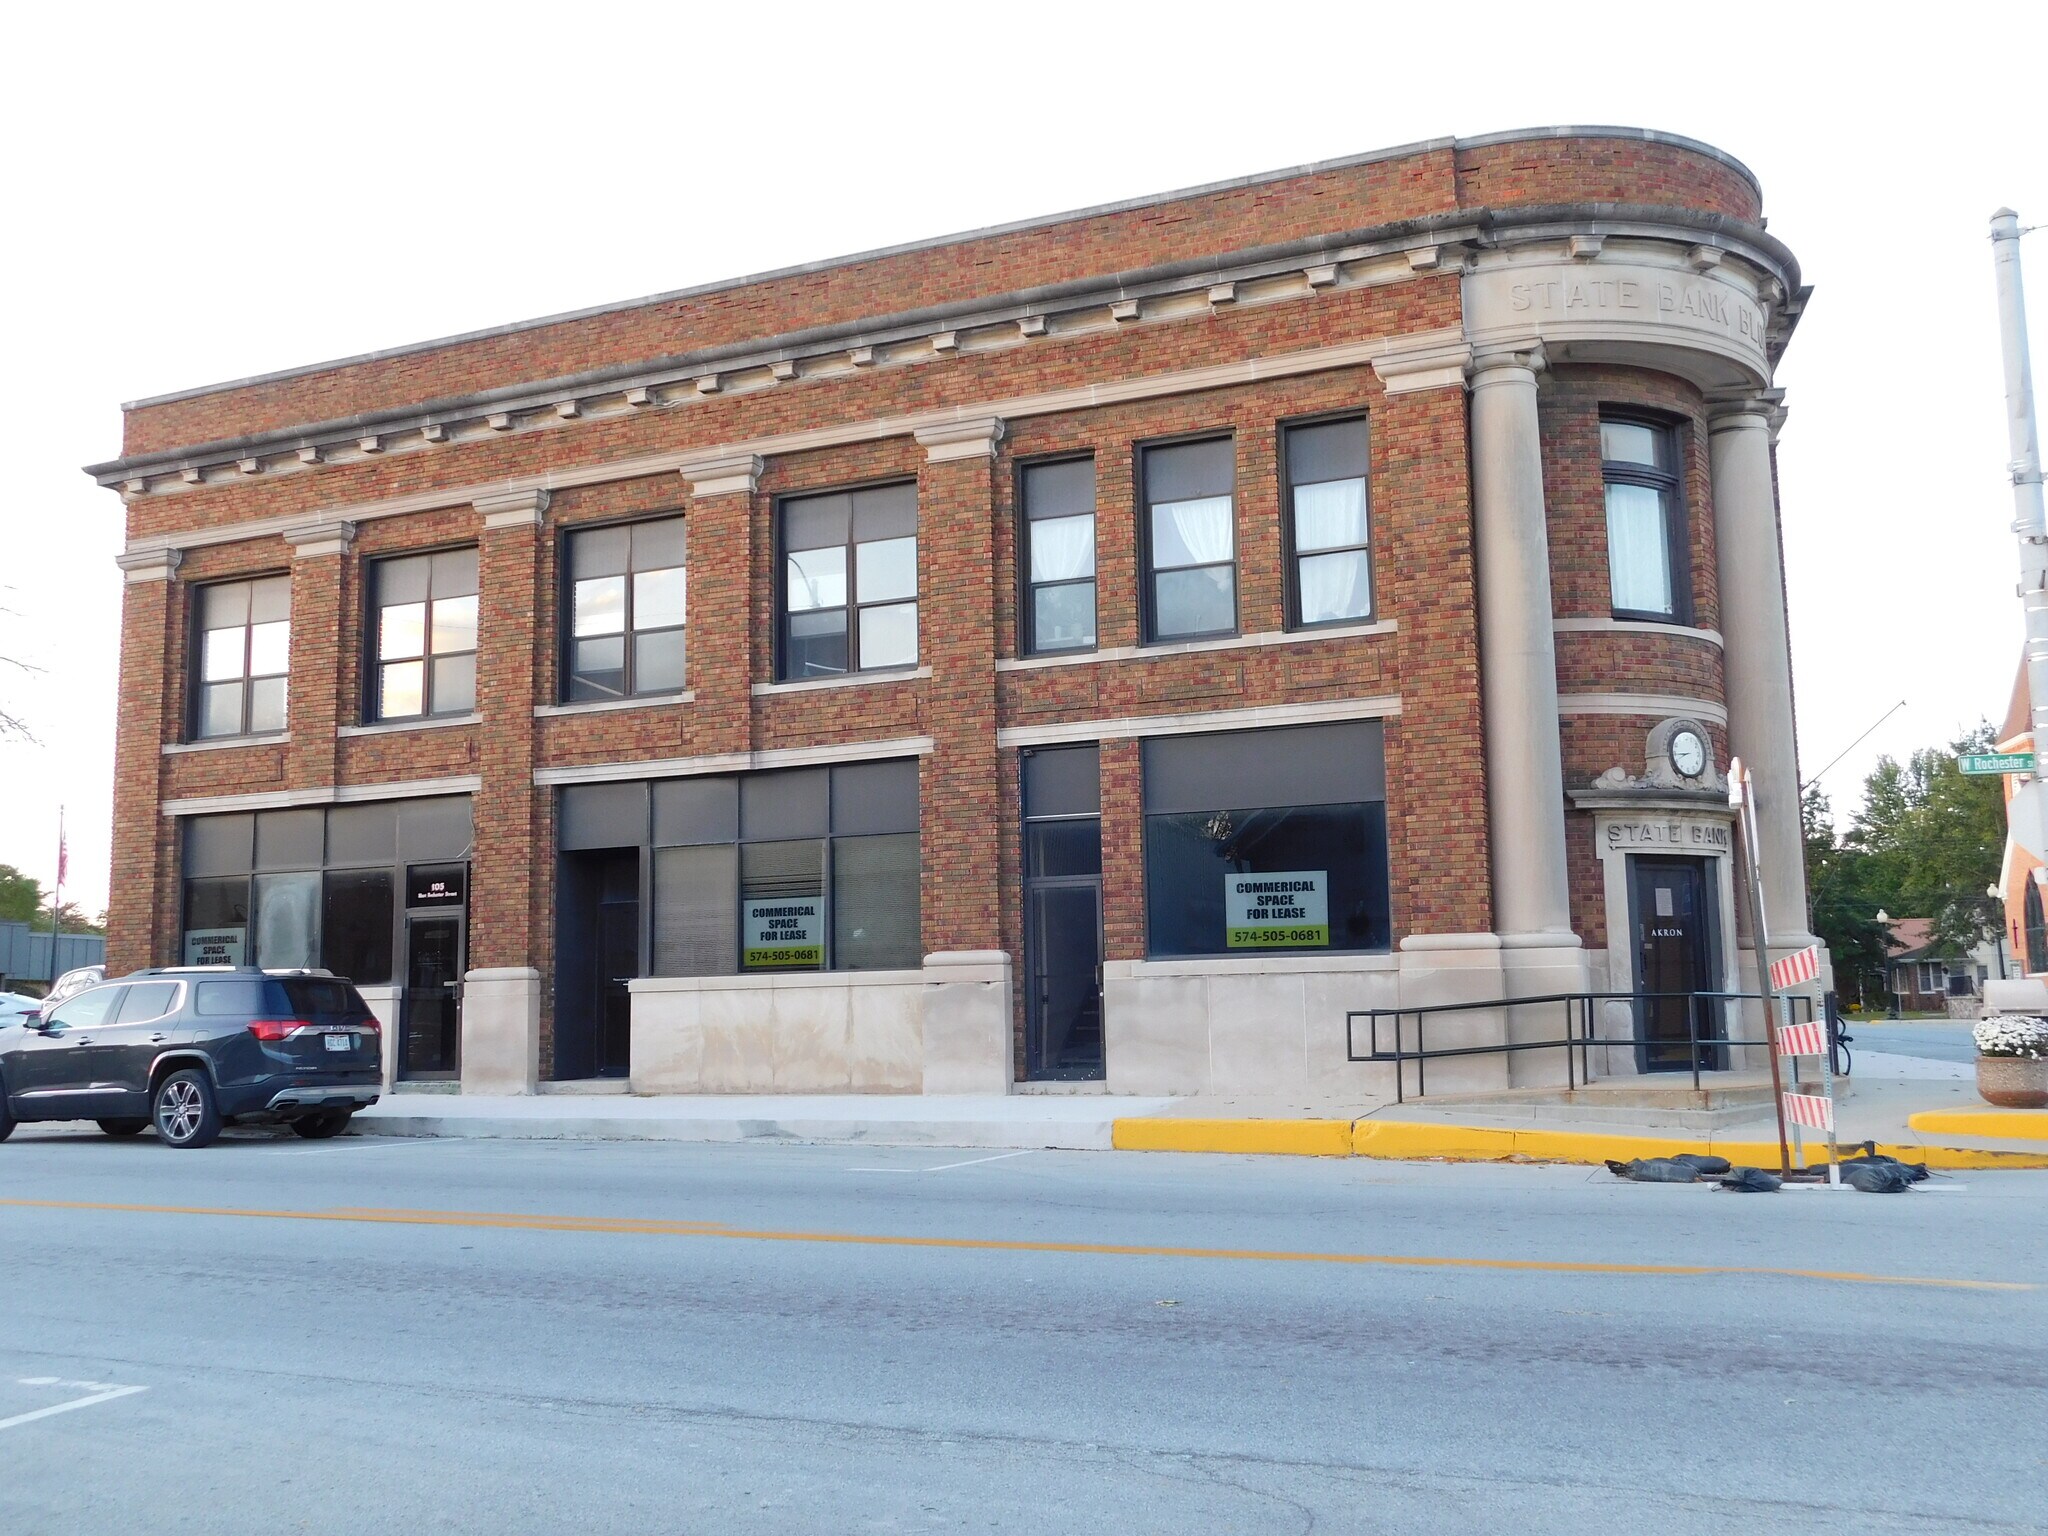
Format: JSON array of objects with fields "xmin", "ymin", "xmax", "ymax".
[{"xmin": 0, "ymin": 1197, "xmax": 2030, "ymax": 1292}]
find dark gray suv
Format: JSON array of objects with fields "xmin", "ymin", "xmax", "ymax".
[{"xmin": 0, "ymin": 968, "xmax": 382, "ymax": 1148}]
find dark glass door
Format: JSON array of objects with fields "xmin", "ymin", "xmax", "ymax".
[
  {"xmin": 1026, "ymin": 882, "xmax": 1103, "ymax": 1079},
  {"xmin": 401, "ymin": 914, "xmax": 463, "ymax": 1078},
  {"xmin": 1630, "ymin": 857, "xmax": 1719, "ymax": 1073},
  {"xmin": 596, "ymin": 861, "xmax": 638, "ymax": 1078}
]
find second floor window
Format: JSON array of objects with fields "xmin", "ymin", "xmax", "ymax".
[
  {"xmin": 780, "ymin": 483, "xmax": 918, "ymax": 680},
  {"xmin": 194, "ymin": 575, "xmax": 290, "ymax": 739},
  {"xmin": 1021, "ymin": 458, "xmax": 1097, "ymax": 654},
  {"xmin": 565, "ymin": 516, "xmax": 687, "ymax": 701},
  {"xmin": 1142, "ymin": 437, "xmax": 1235, "ymax": 642},
  {"xmin": 370, "ymin": 548, "xmax": 478, "ymax": 721},
  {"xmin": 1601, "ymin": 417, "xmax": 1685, "ymax": 621},
  {"xmin": 1284, "ymin": 418, "xmax": 1373, "ymax": 627}
]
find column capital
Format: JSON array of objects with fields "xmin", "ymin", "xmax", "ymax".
[
  {"xmin": 474, "ymin": 487, "xmax": 550, "ymax": 528},
  {"xmin": 915, "ymin": 417, "xmax": 1005, "ymax": 463},
  {"xmin": 115, "ymin": 546, "xmax": 183, "ymax": 583},
  {"xmin": 678, "ymin": 453, "xmax": 763, "ymax": 497},
  {"xmin": 1468, "ymin": 341, "xmax": 1547, "ymax": 385},
  {"xmin": 1705, "ymin": 387, "xmax": 1785, "ymax": 432},
  {"xmin": 1370, "ymin": 332, "xmax": 1473, "ymax": 395},
  {"xmin": 283, "ymin": 520, "xmax": 356, "ymax": 558}
]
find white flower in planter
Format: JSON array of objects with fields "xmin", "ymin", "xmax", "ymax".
[{"xmin": 1972, "ymin": 1015, "xmax": 2048, "ymax": 1060}]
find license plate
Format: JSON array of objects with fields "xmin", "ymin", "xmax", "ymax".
[{"xmin": 323, "ymin": 1033, "xmax": 353, "ymax": 1053}]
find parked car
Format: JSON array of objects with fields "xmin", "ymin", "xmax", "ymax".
[
  {"xmin": 0, "ymin": 992, "xmax": 44, "ymax": 1023},
  {"xmin": 44, "ymin": 965, "xmax": 104, "ymax": 1007},
  {"xmin": 0, "ymin": 967, "xmax": 382, "ymax": 1148}
]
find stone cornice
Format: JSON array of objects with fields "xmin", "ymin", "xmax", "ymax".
[
  {"xmin": 678, "ymin": 454, "xmax": 763, "ymax": 497},
  {"xmin": 118, "ymin": 330, "xmax": 1460, "ymax": 560},
  {"xmin": 115, "ymin": 547, "xmax": 184, "ymax": 582},
  {"xmin": 475, "ymin": 487, "xmax": 550, "ymax": 528},
  {"xmin": 283, "ymin": 519, "xmax": 355, "ymax": 557},
  {"xmin": 1369, "ymin": 334, "xmax": 1472, "ymax": 395},
  {"xmin": 87, "ymin": 202, "xmax": 1795, "ymax": 496},
  {"xmin": 915, "ymin": 417, "xmax": 1005, "ymax": 461}
]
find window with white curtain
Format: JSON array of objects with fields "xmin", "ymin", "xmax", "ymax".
[
  {"xmin": 1142, "ymin": 437, "xmax": 1235, "ymax": 642},
  {"xmin": 1601, "ymin": 417, "xmax": 1685, "ymax": 621},
  {"xmin": 1284, "ymin": 418, "xmax": 1372, "ymax": 627},
  {"xmin": 1021, "ymin": 457, "xmax": 1096, "ymax": 654}
]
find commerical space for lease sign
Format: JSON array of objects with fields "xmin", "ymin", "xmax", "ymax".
[
  {"xmin": 183, "ymin": 928, "xmax": 246, "ymax": 966},
  {"xmin": 743, "ymin": 900, "xmax": 823, "ymax": 968},
  {"xmin": 1225, "ymin": 871, "xmax": 1328, "ymax": 949}
]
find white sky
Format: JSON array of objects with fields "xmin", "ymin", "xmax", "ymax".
[{"xmin": 3, "ymin": 2, "xmax": 2044, "ymax": 919}]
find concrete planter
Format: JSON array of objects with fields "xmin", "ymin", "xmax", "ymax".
[{"xmin": 1976, "ymin": 1054, "xmax": 2048, "ymax": 1109}]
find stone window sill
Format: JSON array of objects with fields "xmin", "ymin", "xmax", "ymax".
[
  {"xmin": 752, "ymin": 667, "xmax": 930, "ymax": 697},
  {"xmin": 536, "ymin": 691, "xmax": 695, "ymax": 718},
  {"xmin": 162, "ymin": 733, "xmax": 289, "ymax": 755},
  {"xmin": 337, "ymin": 714, "xmax": 481, "ymax": 738},
  {"xmin": 997, "ymin": 619, "xmax": 1396, "ymax": 672}
]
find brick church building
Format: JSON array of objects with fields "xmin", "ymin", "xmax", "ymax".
[{"xmin": 88, "ymin": 126, "xmax": 1823, "ymax": 1097}]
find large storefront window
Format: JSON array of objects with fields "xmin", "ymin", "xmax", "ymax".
[
  {"xmin": 178, "ymin": 797, "xmax": 472, "ymax": 982},
  {"xmin": 1142, "ymin": 722, "xmax": 1389, "ymax": 957},
  {"xmin": 559, "ymin": 759, "xmax": 920, "ymax": 978}
]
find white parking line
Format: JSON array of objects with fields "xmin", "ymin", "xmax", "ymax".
[
  {"xmin": 846, "ymin": 1150, "xmax": 1037, "ymax": 1174},
  {"xmin": 0, "ymin": 1378, "xmax": 147, "ymax": 1431}
]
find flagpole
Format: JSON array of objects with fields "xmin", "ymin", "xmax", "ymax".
[{"xmin": 48, "ymin": 806, "xmax": 63, "ymax": 981}]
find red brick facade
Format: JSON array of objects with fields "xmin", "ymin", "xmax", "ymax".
[{"xmin": 94, "ymin": 127, "xmax": 1797, "ymax": 1086}]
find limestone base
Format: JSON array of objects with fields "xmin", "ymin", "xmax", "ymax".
[{"xmin": 460, "ymin": 967, "xmax": 541, "ymax": 1095}]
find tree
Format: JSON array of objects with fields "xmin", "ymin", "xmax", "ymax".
[
  {"xmin": 1802, "ymin": 786, "xmax": 1890, "ymax": 1006},
  {"xmin": 1847, "ymin": 723, "xmax": 2006, "ymax": 954},
  {"xmin": 0, "ymin": 864, "xmax": 42, "ymax": 925}
]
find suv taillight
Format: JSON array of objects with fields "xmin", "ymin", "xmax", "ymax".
[
  {"xmin": 359, "ymin": 1018, "xmax": 381, "ymax": 1037},
  {"xmin": 248, "ymin": 1019, "xmax": 311, "ymax": 1041}
]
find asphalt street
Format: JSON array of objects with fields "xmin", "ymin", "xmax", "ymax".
[
  {"xmin": 1850, "ymin": 1019, "xmax": 1979, "ymax": 1064},
  {"xmin": 0, "ymin": 1129, "xmax": 2042, "ymax": 1535}
]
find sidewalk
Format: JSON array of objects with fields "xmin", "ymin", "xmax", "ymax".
[{"xmin": 354, "ymin": 1060, "xmax": 2048, "ymax": 1167}]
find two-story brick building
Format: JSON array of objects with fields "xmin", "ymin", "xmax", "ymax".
[{"xmin": 86, "ymin": 126, "xmax": 1824, "ymax": 1098}]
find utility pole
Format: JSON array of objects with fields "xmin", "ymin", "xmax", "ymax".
[{"xmin": 1993, "ymin": 211, "xmax": 2048, "ymax": 740}]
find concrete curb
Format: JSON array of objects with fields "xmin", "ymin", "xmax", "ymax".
[
  {"xmin": 1907, "ymin": 1109, "xmax": 2048, "ymax": 1143},
  {"xmin": 1111, "ymin": 1117, "xmax": 2048, "ymax": 1169},
  {"xmin": 358, "ymin": 1111, "xmax": 1119, "ymax": 1151}
]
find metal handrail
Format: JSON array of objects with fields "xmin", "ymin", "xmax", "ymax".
[{"xmin": 1346, "ymin": 990, "xmax": 1818, "ymax": 1103}]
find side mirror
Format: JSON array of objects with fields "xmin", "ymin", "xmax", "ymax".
[{"xmin": 21, "ymin": 1010, "xmax": 44, "ymax": 1029}]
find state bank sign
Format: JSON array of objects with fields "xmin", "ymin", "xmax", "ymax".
[{"xmin": 1225, "ymin": 871, "xmax": 1329, "ymax": 949}]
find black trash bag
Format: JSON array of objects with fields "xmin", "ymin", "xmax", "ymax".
[
  {"xmin": 1719, "ymin": 1166, "xmax": 1782, "ymax": 1192},
  {"xmin": 1672, "ymin": 1153, "xmax": 1732, "ymax": 1175},
  {"xmin": 1603, "ymin": 1157, "xmax": 1699, "ymax": 1183},
  {"xmin": 1807, "ymin": 1148, "xmax": 1930, "ymax": 1183},
  {"xmin": 1841, "ymin": 1161, "xmax": 1916, "ymax": 1194}
]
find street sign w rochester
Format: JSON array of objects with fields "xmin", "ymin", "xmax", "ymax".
[
  {"xmin": 743, "ymin": 899, "xmax": 823, "ymax": 968},
  {"xmin": 1225, "ymin": 871, "xmax": 1329, "ymax": 949},
  {"xmin": 1960, "ymin": 751, "xmax": 2036, "ymax": 775}
]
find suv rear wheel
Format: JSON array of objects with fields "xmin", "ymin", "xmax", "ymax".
[
  {"xmin": 96, "ymin": 1119, "xmax": 149, "ymax": 1137},
  {"xmin": 153, "ymin": 1070, "xmax": 221, "ymax": 1149},
  {"xmin": 290, "ymin": 1111, "xmax": 353, "ymax": 1140}
]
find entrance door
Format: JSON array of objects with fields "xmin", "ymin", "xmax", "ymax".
[
  {"xmin": 1026, "ymin": 882, "xmax": 1103, "ymax": 1079},
  {"xmin": 595, "ymin": 856, "xmax": 638, "ymax": 1078},
  {"xmin": 401, "ymin": 914, "xmax": 463, "ymax": 1078},
  {"xmin": 1629, "ymin": 857, "xmax": 1719, "ymax": 1072}
]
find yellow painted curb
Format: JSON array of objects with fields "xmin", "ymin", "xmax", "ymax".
[
  {"xmin": 1110, "ymin": 1118, "xmax": 1354, "ymax": 1157},
  {"xmin": 1111, "ymin": 1116, "xmax": 2048, "ymax": 1168},
  {"xmin": 1908, "ymin": 1109, "xmax": 2048, "ymax": 1143}
]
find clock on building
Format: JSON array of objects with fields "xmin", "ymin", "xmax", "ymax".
[{"xmin": 1670, "ymin": 728, "xmax": 1708, "ymax": 780}]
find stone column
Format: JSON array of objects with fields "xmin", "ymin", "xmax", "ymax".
[
  {"xmin": 109, "ymin": 548, "xmax": 182, "ymax": 974},
  {"xmin": 282, "ymin": 520, "xmax": 354, "ymax": 792},
  {"xmin": 677, "ymin": 454, "xmax": 762, "ymax": 758},
  {"xmin": 1710, "ymin": 392, "xmax": 1815, "ymax": 950},
  {"xmin": 1469, "ymin": 347, "xmax": 1576, "ymax": 946},
  {"xmin": 462, "ymin": 488, "xmax": 546, "ymax": 1094}
]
